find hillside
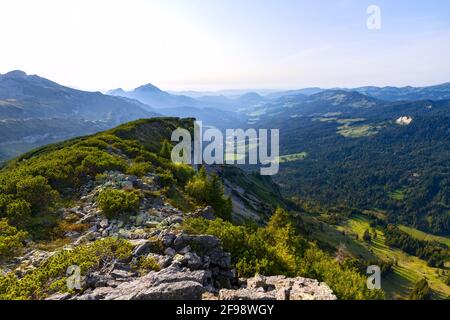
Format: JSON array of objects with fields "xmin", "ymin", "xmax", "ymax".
[
  {"xmin": 249, "ymin": 91, "xmax": 450, "ymax": 236},
  {"xmin": 108, "ymin": 84, "xmax": 205, "ymax": 109},
  {"xmin": 0, "ymin": 71, "xmax": 156, "ymax": 121},
  {"xmin": 0, "ymin": 71, "xmax": 160, "ymax": 161},
  {"xmin": 0, "ymin": 117, "xmax": 382, "ymax": 300}
]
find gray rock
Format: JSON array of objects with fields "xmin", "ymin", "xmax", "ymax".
[
  {"xmin": 193, "ymin": 206, "xmax": 215, "ymax": 220},
  {"xmin": 110, "ymin": 269, "xmax": 137, "ymax": 280},
  {"xmin": 172, "ymin": 234, "xmax": 193, "ymax": 251},
  {"xmin": 166, "ymin": 215, "xmax": 183, "ymax": 225},
  {"xmin": 184, "ymin": 252, "xmax": 203, "ymax": 270},
  {"xmin": 178, "ymin": 246, "xmax": 191, "ymax": 254},
  {"xmin": 219, "ymin": 288, "xmax": 276, "ymax": 300},
  {"xmin": 74, "ymin": 231, "xmax": 96, "ymax": 246},
  {"xmin": 135, "ymin": 213, "xmax": 150, "ymax": 226},
  {"xmin": 145, "ymin": 221, "xmax": 160, "ymax": 228},
  {"xmin": 132, "ymin": 240, "xmax": 151, "ymax": 257},
  {"xmin": 164, "ymin": 248, "xmax": 176, "ymax": 257},
  {"xmin": 159, "ymin": 231, "xmax": 176, "ymax": 247},
  {"xmin": 219, "ymin": 275, "xmax": 336, "ymax": 300},
  {"xmin": 100, "ymin": 219, "xmax": 109, "ymax": 228},
  {"xmin": 147, "ymin": 253, "xmax": 172, "ymax": 268},
  {"xmin": 46, "ymin": 293, "xmax": 72, "ymax": 300},
  {"xmin": 172, "ymin": 254, "xmax": 188, "ymax": 266},
  {"xmin": 74, "ymin": 267, "xmax": 207, "ymax": 300},
  {"xmin": 64, "ymin": 231, "xmax": 80, "ymax": 238}
]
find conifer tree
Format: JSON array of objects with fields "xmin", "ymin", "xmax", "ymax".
[{"xmin": 159, "ymin": 140, "xmax": 172, "ymax": 159}]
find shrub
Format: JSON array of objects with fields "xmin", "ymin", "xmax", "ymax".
[
  {"xmin": 16, "ymin": 176, "xmax": 58, "ymax": 213},
  {"xmin": 0, "ymin": 238, "xmax": 132, "ymax": 299},
  {"xmin": 159, "ymin": 140, "xmax": 172, "ymax": 159},
  {"xmin": 126, "ymin": 162, "xmax": 152, "ymax": 177},
  {"xmin": 134, "ymin": 256, "xmax": 161, "ymax": 275},
  {"xmin": 409, "ymin": 279, "xmax": 432, "ymax": 300},
  {"xmin": 183, "ymin": 208, "xmax": 384, "ymax": 300},
  {"xmin": 185, "ymin": 168, "xmax": 232, "ymax": 220},
  {"xmin": 155, "ymin": 169, "xmax": 176, "ymax": 188},
  {"xmin": 6, "ymin": 199, "xmax": 32, "ymax": 229},
  {"xmin": 363, "ymin": 229, "xmax": 372, "ymax": 242},
  {"xmin": 168, "ymin": 163, "xmax": 195, "ymax": 185},
  {"xmin": 78, "ymin": 152, "xmax": 127, "ymax": 176},
  {"xmin": 97, "ymin": 188, "xmax": 142, "ymax": 218},
  {"xmin": 0, "ymin": 219, "xmax": 28, "ymax": 261}
]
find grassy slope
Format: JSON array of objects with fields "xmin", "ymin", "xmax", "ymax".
[
  {"xmin": 399, "ymin": 225, "xmax": 450, "ymax": 248},
  {"xmin": 336, "ymin": 215, "xmax": 450, "ymax": 299}
]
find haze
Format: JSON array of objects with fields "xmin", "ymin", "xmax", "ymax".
[{"xmin": 1, "ymin": 0, "xmax": 449, "ymax": 91}]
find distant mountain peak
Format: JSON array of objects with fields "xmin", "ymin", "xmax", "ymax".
[
  {"xmin": 3, "ymin": 70, "xmax": 28, "ymax": 79},
  {"xmin": 240, "ymin": 92, "xmax": 262, "ymax": 98},
  {"xmin": 135, "ymin": 83, "xmax": 162, "ymax": 93},
  {"xmin": 107, "ymin": 88, "xmax": 126, "ymax": 95}
]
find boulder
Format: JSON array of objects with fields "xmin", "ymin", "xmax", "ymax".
[
  {"xmin": 99, "ymin": 219, "xmax": 109, "ymax": 228},
  {"xmin": 184, "ymin": 252, "xmax": 203, "ymax": 270},
  {"xmin": 74, "ymin": 267, "xmax": 208, "ymax": 300},
  {"xmin": 218, "ymin": 275, "xmax": 337, "ymax": 300},
  {"xmin": 164, "ymin": 247, "xmax": 176, "ymax": 257}
]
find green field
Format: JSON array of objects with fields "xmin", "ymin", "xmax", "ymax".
[
  {"xmin": 388, "ymin": 189, "xmax": 407, "ymax": 201},
  {"xmin": 338, "ymin": 124, "xmax": 379, "ymax": 138},
  {"xmin": 399, "ymin": 225, "xmax": 450, "ymax": 248},
  {"xmin": 277, "ymin": 152, "xmax": 308, "ymax": 163},
  {"xmin": 336, "ymin": 215, "xmax": 450, "ymax": 299}
]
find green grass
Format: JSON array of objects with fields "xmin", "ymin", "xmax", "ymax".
[
  {"xmin": 399, "ymin": 225, "xmax": 450, "ymax": 248},
  {"xmin": 388, "ymin": 189, "xmax": 407, "ymax": 201},
  {"xmin": 314, "ymin": 117, "xmax": 380, "ymax": 138},
  {"xmin": 337, "ymin": 215, "xmax": 450, "ymax": 299},
  {"xmin": 338, "ymin": 125, "xmax": 379, "ymax": 138},
  {"xmin": 277, "ymin": 152, "xmax": 308, "ymax": 163}
]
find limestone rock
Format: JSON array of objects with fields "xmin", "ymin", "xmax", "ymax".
[
  {"xmin": 218, "ymin": 275, "xmax": 336, "ymax": 300},
  {"xmin": 74, "ymin": 266, "xmax": 207, "ymax": 300}
]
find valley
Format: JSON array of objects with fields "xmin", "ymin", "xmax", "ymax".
[{"xmin": 0, "ymin": 71, "xmax": 449, "ymax": 300}]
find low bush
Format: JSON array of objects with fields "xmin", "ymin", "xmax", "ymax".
[
  {"xmin": 183, "ymin": 208, "xmax": 384, "ymax": 300},
  {"xmin": 0, "ymin": 238, "xmax": 133, "ymax": 300},
  {"xmin": 0, "ymin": 219, "xmax": 28, "ymax": 261},
  {"xmin": 97, "ymin": 188, "xmax": 142, "ymax": 219}
]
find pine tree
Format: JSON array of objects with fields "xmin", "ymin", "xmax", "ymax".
[
  {"xmin": 363, "ymin": 229, "xmax": 372, "ymax": 242},
  {"xmin": 409, "ymin": 278, "xmax": 432, "ymax": 300},
  {"xmin": 159, "ymin": 140, "xmax": 172, "ymax": 159}
]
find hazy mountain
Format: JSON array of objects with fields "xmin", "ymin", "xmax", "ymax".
[
  {"xmin": 266, "ymin": 83, "xmax": 450, "ymax": 102},
  {"xmin": 0, "ymin": 70, "xmax": 156, "ymax": 121},
  {"xmin": 157, "ymin": 106, "xmax": 247, "ymax": 130},
  {"xmin": 245, "ymin": 90, "xmax": 382, "ymax": 122},
  {"xmin": 107, "ymin": 84, "xmax": 269, "ymax": 127},
  {"xmin": 169, "ymin": 89, "xmax": 278, "ymax": 98},
  {"xmin": 266, "ymin": 87, "xmax": 324, "ymax": 99},
  {"xmin": 0, "ymin": 71, "xmax": 160, "ymax": 161},
  {"xmin": 108, "ymin": 83, "xmax": 205, "ymax": 109},
  {"xmin": 0, "ymin": 118, "xmax": 111, "ymax": 160},
  {"xmin": 351, "ymin": 83, "xmax": 450, "ymax": 101}
]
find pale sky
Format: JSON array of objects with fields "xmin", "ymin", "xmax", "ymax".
[{"xmin": 1, "ymin": 0, "xmax": 450, "ymax": 91}]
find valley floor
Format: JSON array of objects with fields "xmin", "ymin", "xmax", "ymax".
[
  {"xmin": 300, "ymin": 213, "xmax": 450, "ymax": 299},
  {"xmin": 337, "ymin": 215, "xmax": 450, "ymax": 299}
]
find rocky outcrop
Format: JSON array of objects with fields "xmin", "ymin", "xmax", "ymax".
[
  {"xmin": 14, "ymin": 171, "xmax": 337, "ymax": 301},
  {"xmin": 218, "ymin": 275, "xmax": 336, "ymax": 300},
  {"xmin": 74, "ymin": 266, "xmax": 207, "ymax": 300}
]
